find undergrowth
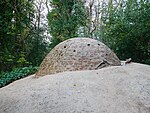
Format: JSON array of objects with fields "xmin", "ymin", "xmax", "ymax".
[{"xmin": 0, "ymin": 66, "xmax": 38, "ymax": 88}]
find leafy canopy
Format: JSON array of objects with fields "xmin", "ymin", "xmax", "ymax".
[{"xmin": 48, "ymin": 0, "xmax": 88, "ymax": 48}]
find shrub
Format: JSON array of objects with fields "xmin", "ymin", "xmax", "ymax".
[{"xmin": 0, "ymin": 66, "xmax": 38, "ymax": 88}]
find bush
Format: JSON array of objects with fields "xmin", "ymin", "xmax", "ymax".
[{"xmin": 0, "ymin": 66, "xmax": 38, "ymax": 88}]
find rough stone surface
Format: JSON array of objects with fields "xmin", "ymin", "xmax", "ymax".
[
  {"xmin": 36, "ymin": 38, "xmax": 121, "ymax": 76},
  {"xmin": 0, "ymin": 63, "xmax": 150, "ymax": 113}
]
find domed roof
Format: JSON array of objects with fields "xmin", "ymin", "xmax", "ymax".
[{"xmin": 36, "ymin": 38, "xmax": 121, "ymax": 76}]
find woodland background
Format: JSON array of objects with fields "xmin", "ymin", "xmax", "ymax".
[{"xmin": 0, "ymin": 0, "xmax": 150, "ymax": 74}]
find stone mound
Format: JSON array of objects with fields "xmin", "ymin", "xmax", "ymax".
[
  {"xmin": 36, "ymin": 38, "xmax": 121, "ymax": 76},
  {"xmin": 0, "ymin": 63, "xmax": 150, "ymax": 113}
]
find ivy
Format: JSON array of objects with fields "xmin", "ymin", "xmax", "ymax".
[{"xmin": 0, "ymin": 66, "xmax": 38, "ymax": 88}]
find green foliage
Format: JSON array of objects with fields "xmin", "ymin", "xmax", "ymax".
[
  {"xmin": 0, "ymin": 0, "xmax": 50, "ymax": 72},
  {"xmin": 25, "ymin": 28, "xmax": 50, "ymax": 66},
  {"xmin": 100, "ymin": 0, "xmax": 150, "ymax": 64},
  {"xmin": 0, "ymin": 66, "xmax": 38, "ymax": 88},
  {"xmin": 0, "ymin": 0, "xmax": 33, "ymax": 72},
  {"xmin": 48, "ymin": 0, "xmax": 88, "ymax": 48}
]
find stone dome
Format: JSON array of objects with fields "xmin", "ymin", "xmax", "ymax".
[{"xmin": 36, "ymin": 38, "xmax": 121, "ymax": 76}]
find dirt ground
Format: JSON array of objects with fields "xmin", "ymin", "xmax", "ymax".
[{"xmin": 0, "ymin": 63, "xmax": 150, "ymax": 113}]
